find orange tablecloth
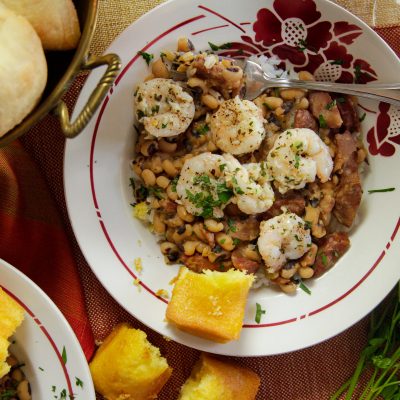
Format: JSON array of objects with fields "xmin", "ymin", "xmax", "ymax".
[{"xmin": 1, "ymin": 1, "xmax": 399, "ymax": 399}]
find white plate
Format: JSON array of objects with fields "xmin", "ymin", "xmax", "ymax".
[
  {"xmin": 64, "ymin": 0, "xmax": 400, "ymax": 356},
  {"xmin": 0, "ymin": 259, "xmax": 95, "ymax": 399}
]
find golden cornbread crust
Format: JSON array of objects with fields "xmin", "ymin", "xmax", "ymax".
[
  {"xmin": 166, "ymin": 267, "xmax": 254, "ymax": 343},
  {"xmin": 0, "ymin": 288, "xmax": 25, "ymax": 378},
  {"xmin": 89, "ymin": 323, "xmax": 172, "ymax": 400},
  {"xmin": 179, "ymin": 353, "xmax": 260, "ymax": 400}
]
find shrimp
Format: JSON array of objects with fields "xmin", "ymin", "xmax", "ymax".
[
  {"xmin": 209, "ymin": 96, "xmax": 265, "ymax": 155},
  {"xmin": 176, "ymin": 152, "xmax": 232, "ymax": 219},
  {"xmin": 258, "ymin": 212, "xmax": 312, "ymax": 272},
  {"xmin": 223, "ymin": 154, "xmax": 274, "ymax": 214},
  {"xmin": 134, "ymin": 78, "xmax": 195, "ymax": 138},
  {"xmin": 267, "ymin": 128, "xmax": 333, "ymax": 194}
]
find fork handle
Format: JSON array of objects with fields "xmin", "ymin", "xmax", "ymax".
[{"xmin": 265, "ymin": 78, "xmax": 400, "ymax": 107}]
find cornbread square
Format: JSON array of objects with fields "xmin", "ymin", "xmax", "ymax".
[
  {"xmin": 178, "ymin": 353, "xmax": 260, "ymax": 400},
  {"xmin": 89, "ymin": 323, "xmax": 172, "ymax": 400},
  {"xmin": 0, "ymin": 287, "xmax": 24, "ymax": 378},
  {"xmin": 166, "ymin": 267, "xmax": 254, "ymax": 343},
  {"xmin": 0, "ymin": 288, "xmax": 24, "ymax": 339}
]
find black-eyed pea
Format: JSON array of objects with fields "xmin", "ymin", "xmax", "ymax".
[
  {"xmin": 266, "ymin": 271, "xmax": 279, "ymax": 280},
  {"xmin": 177, "ymin": 37, "xmax": 194, "ymax": 52},
  {"xmin": 166, "ymin": 184, "xmax": 178, "ymax": 201},
  {"xmin": 150, "ymin": 198, "xmax": 161, "ymax": 209},
  {"xmin": 222, "ymin": 67, "xmax": 243, "ymax": 84},
  {"xmin": 156, "ymin": 175, "xmax": 170, "ymax": 189},
  {"xmin": 193, "ymin": 222, "xmax": 207, "ymax": 241},
  {"xmin": 207, "ymin": 141, "xmax": 218, "ymax": 152},
  {"xmin": 165, "ymin": 214, "xmax": 184, "ymax": 228},
  {"xmin": 204, "ymin": 218, "xmax": 224, "ymax": 233},
  {"xmin": 177, "ymin": 205, "xmax": 195, "ymax": 222},
  {"xmin": 150, "ymin": 156, "xmax": 163, "ymax": 174},
  {"xmin": 215, "ymin": 232, "xmax": 235, "ymax": 251},
  {"xmin": 187, "ymin": 77, "xmax": 207, "ymax": 92},
  {"xmin": 151, "ymin": 58, "xmax": 170, "ymax": 79},
  {"xmin": 162, "ymin": 159, "xmax": 178, "ymax": 177},
  {"xmin": 280, "ymin": 264, "xmax": 298, "ymax": 279},
  {"xmin": 172, "ymin": 225, "xmax": 192, "ymax": 243},
  {"xmin": 17, "ymin": 380, "xmax": 31, "ymax": 400},
  {"xmin": 11, "ymin": 368, "xmax": 24, "ymax": 382},
  {"xmin": 160, "ymin": 241, "xmax": 178, "ymax": 255},
  {"xmin": 263, "ymin": 96, "xmax": 283, "ymax": 110},
  {"xmin": 141, "ymin": 169, "xmax": 156, "ymax": 186},
  {"xmin": 131, "ymin": 162, "xmax": 142, "ymax": 177},
  {"xmin": 158, "ymin": 139, "xmax": 177, "ymax": 153},
  {"xmin": 140, "ymin": 140, "xmax": 158, "ymax": 157},
  {"xmin": 297, "ymin": 97, "xmax": 309, "ymax": 110},
  {"xmin": 280, "ymin": 282, "xmax": 297, "ymax": 294},
  {"xmin": 201, "ymin": 94, "xmax": 219, "ymax": 109},
  {"xmin": 280, "ymin": 88, "xmax": 306, "ymax": 101},
  {"xmin": 298, "ymin": 70, "xmax": 315, "ymax": 81},
  {"xmin": 173, "ymin": 158, "xmax": 184, "ymax": 170},
  {"xmin": 207, "ymin": 252, "xmax": 219, "ymax": 263},
  {"xmin": 274, "ymin": 106, "xmax": 285, "ymax": 117},
  {"xmin": 153, "ymin": 212, "xmax": 166, "ymax": 234},
  {"xmin": 183, "ymin": 240, "xmax": 199, "ymax": 256},
  {"xmin": 195, "ymin": 241, "xmax": 209, "ymax": 254},
  {"xmin": 300, "ymin": 243, "xmax": 318, "ymax": 267},
  {"xmin": 298, "ymin": 266, "xmax": 314, "ymax": 279},
  {"xmin": 243, "ymin": 245, "xmax": 261, "ymax": 262}
]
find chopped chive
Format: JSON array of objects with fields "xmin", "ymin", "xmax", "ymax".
[
  {"xmin": 359, "ymin": 112, "xmax": 366, "ymax": 122},
  {"xmin": 75, "ymin": 377, "xmax": 84, "ymax": 388},
  {"xmin": 368, "ymin": 187, "xmax": 395, "ymax": 193},
  {"xmin": 299, "ymin": 281, "xmax": 312, "ymax": 295},
  {"xmin": 318, "ymin": 114, "xmax": 327, "ymax": 128},
  {"xmin": 321, "ymin": 253, "xmax": 328, "ymax": 266},
  {"xmin": 325, "ymin": 99, "xmax": 337, "ymax": 110},
  {"xmin": 208, "ymin": 42, "xmax": 232, "ymax": 51},
  {"xmin": 61, "ymin": 346, "xmax": 67, "ymax": 365},
  {"xmin": 255, "ymin": 303, "xmax": 266, "ymax": 324}
]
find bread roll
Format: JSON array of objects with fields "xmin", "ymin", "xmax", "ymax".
[
  {"xmin": 0, "ymin": 3, "xmax": 47, "ymax": 137},
  {"xmin": 179, "ymin": 353, "xmax": 260, "ymax": 400},
  {"xmin": 1, "ymin": 0, "xmax": 81, "ymax": 50},
  {"xmin": 89, "ymin": 323, "xmax": 172, "ymax": 400},
  {"xmin": 166, "ymin": 267, "xmax": 254, "ymax": 343}
]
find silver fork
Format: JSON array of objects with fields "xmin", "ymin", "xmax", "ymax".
[{"xmin": 241, "ymin": 59, "xmax": 400, "ymax": 106}]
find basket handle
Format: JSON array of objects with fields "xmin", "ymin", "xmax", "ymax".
[{"xmin": 56, "ymin": 53, "xmax": 121, "ymax": 138}]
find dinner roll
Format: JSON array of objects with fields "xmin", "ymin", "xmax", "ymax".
[
  {"xmin": 166, "ymin": 267, "xmax": 254, "ymax": 343},
  {"xmin": 89, "ymin": 323, "xmax": 172, "ymax": 400},
  {"xmin": 1, "ymin": 0, "xmax": 81, "ymax": 50},
  {"xmin": 0, "ymin": 3, "xmax": 47, "ymax": 137},
  {"xmin": 179, "ymin": 353, "xmax": 260, "ymax": 400}
]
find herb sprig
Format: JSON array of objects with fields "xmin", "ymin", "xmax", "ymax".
[{"xmin": 331, "ymin": 282, "xmax": 400, "ymax": 400}]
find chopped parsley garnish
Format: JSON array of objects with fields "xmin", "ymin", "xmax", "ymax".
[
  {"xmin": 61, "ymin": 346, "xmax": 67, "ymax": 364},
  {"xmin": 208, "ymin": 42, "xmax": 232, "ymax": 51},
  {"xmin": 0, "ymin": 389, "xmax": 17, "ymax": 399},
  {"xmin": 368, "ymin": 187, "xmax": 395, "ymax": 193},
  {"xmin": 75, "ymin": 377, "xmax": 84, "ymax": 388},
  {"xmin": 318, "ymin": 114, "xmax": 328, "ymax": 128},
  {"xmin": 137, "ymin": 51, "xmax": 154, "ymax": 65},
  {"xmin": 255, "ymin": 303, "xmax": 266, "ymax": 324},
  {"xmin": 359, "ymin": 112, "xmax": 366, "ymax": 122},
  {"xmin": 231, "ymin": 177, "xmax": 244, "ymax": 195},
  {"xmin": 161, "ymin": 123, "xmax": 168, "ymax": 129},
  {"xmin": 148, "ymin": 186, "xmax": 165, "ymax": 200},
  {"xmin": 330, "ymin": 59, "xmax": 344, "ymax": 65},
  {"xmin": 299, "ymin": 281, "xmax": 312, "ymax": 295},
  {"xmin": 304, "ymin": 220, "xmax": 312, "ymax": 230},
  {"xmin": 326, "ymin": 99, "xmax": 337, "ymax": 110},
  {"xmin": 137, "ymin": 109, "xmax": 145, "ymax": 119},
  {"xmin": 260, "ymin": 161, "xmax": 267, "ymax": 177},
  {"xmin": 321, "ymin": 253, "xmax": 328, "ymax": 266},
  {"xmin": 196, "ymin": 124, "xmax": 210, "ymax": 136},
  {"xmin": 151, "ymin": 105, "xmax": 160, "ymax": 114},
  {"xmin": 38, "ymin": 366, "xmax": 44, "ymax": 371},
  {"xmin": 227, "ymin": 218, "xmax": 237, "ymax": 233},
  {"xmin": 219, "ymin": 163, "xmax": 227, "ymax": 172},
  {"xmin": 294, "ymin": 154, "xmax": 301, "ymax": 169},
  {"xmin": 233, "ymin": 238, "xmax": 241, "ymax": 246},
  {"xmin": 170, "ymin": 176, "xmax": 179, "ymax": 192}
]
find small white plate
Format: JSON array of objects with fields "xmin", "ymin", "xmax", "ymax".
[
  {"xmin": 0, "ymin": 259, "xmax": 95, "ymax": 399},
  {"xmin": 64, "ymin": 0, "xmax": 400, "ymax": 356}
]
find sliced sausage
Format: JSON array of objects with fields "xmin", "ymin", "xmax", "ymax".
[
  {"xmin": 294, "ymin": 109, "xmax": 318, "ymax": 131},
  {"xmin": 309, "ymin": 92, "xmax": 343, "ymax": 129},
  {"xmin": 334, "ymin": 95, "xmax": 360, "ymax": 132},
  {"xmin": 223, "ymin": 216, "xmax": 260, "ymax": 241},
  {"xmin": 181, "ymin": 254, "xmax": 219, "ymax": 273},
  {"xmin": 333, "ymin": 132, "xmax": 362, "ymax": 227},
  {"xmin": 313, "ymin": 232, "xmax": 350, "ymax": 276},
  {"xmin": 265, "ymin": 195, "xmax": 306, "ymax": 218},
  {"xmin": 231, "ymin": 246, "xmax": 262, "ymax": 274}
]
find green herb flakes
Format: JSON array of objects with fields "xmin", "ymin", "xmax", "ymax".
[
  {"xmin": 299, "ymin": 281, "xmax": 312, "ymax": 295},
  {"xmin": 255, "ymin": 303, "xmax": 266, "ymax": 324},
  {"xmin": 137, "ymin": 51, "xmax": 154, "ymax": 65},
  {"xmin": 359, "ymin": 112, "xmax": 366, "ymax": 122},
  {"xmin": 61, "ymin": 346, "xmax": 67, "ymax": 364},
  {"xmin": 208, "ymin": 42, "xmax": 232, "ymax": 51},
  {"xmin": 325, "ymin": 99, "xmax": 337, "ymax": 110},
  {"xmin": 318, "ymin": 114, "xmax": 328, "ymax": 128},
  {"xmin": 368, "ymin": 187, "xmax": 395, "ymax": 194},
  {"xmin": 75, "ymin": 377, "xmax": 84, "ymax": 388}
]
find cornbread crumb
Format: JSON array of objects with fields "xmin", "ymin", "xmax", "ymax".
[
  {"xmin": 178, "ymin": 353, "xmax": 260, "ymax": 400},
  {"xmin": 166, "ymin": 267, "xmax": 254, "ymax": 343},
  {"xmin": 133, "ymin": 278, "xmax": 142, "ymax": 292},
  {"xmin": 156, "ymin": 289, "xmax": 169, "ymax": 299},
  {"xmin": 133, "ymin": 202, "xmax": 149, "ymax": 220},
  {"xmin": 134, "ymin": 257, "xmax": 143, "ymax": 273},
  {"xmin": 90, "ymin": 323, "xmax": 172, "ymax": 400}
]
